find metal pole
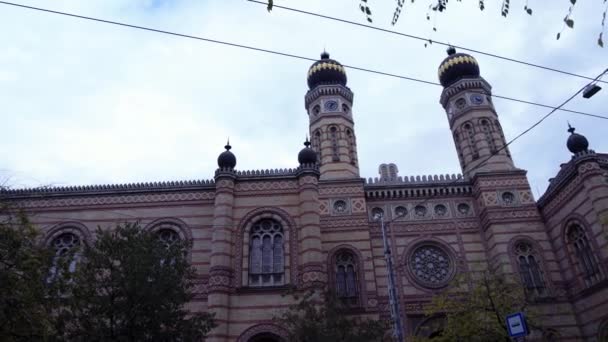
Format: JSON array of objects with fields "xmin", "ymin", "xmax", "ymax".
[{"xmin": 380, "ymin": 215, "xmax": 405, "ymax": 342}]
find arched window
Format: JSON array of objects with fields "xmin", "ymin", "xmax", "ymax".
[
  {"xmin": 567, "ymin": 224, "xmax": 602, "ymax": 287},
  {"xmin": 329, "ymin": 126, "xmax": 340, "ymax": 161},
  {"xmin": 313, "ymin": 130, "xmax": 322, "ymax": 163},
  {"xmin": 480, "ymin": 119, "xmax": 497, "ymax": 152},
  {"xmin": 514, "ymin": 241, "xmax": 546, "ymax": 297},
  {"xmin": 48, "ymin": 232, "xmax": 81, "ymax": 281},
  {"xmin": 346, "ymin": 129, "xmax": 356, "ymax": 165},
  {"xmin": 249, "ymin": 219, "xmax": 284, "ymax": 287},
  {"xmin": 334, "ymin": 250, "xmax": 359, "ymax": 305},
  {"xmin": 494, "ymin": 120, "xmax": 511, "ymax": 158},
  {"xmin": 463, "ymin": 123, "xmax": 478, "ymax": 160}
]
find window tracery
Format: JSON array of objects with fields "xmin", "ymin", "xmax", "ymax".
[
  {"xmin": 329, "ymin": 126, "xmax": 340, "ymax": 161},
  {"xmin": 48, "ymin": 232, "xmax": 81, "ymax": 281},
  {"xmin": 514, "ymin": 240, "xmax": 547, "ymax": 297},
  {"xmin": 463, "ymin": 123, "xmax": 478, "ymax": 159},
  {"xmin": 480, "ymin": 119, "xmax": 497, "ymax": 152},
  {"xmin": 408, "ymin": 243, "xmax": 454, "ymax": 288},
  {"xmin": 334, "ymin": 250, "xmax": 359, "ymax": 305},
  {"xmin": 249, "ymin": 219, "xmax": 284, "ymax": 286},
  {"xmin": 567, "ymin": 224, "xmax": 602, "ymax": 287},
  {"xmin": 346, "ymin": 129, "xmax": 356, "ymax": 165}
]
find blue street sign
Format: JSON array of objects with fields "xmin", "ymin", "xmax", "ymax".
[{"xmin": 506, "ymin": 312, "xmax": 529, "ymax": 338}]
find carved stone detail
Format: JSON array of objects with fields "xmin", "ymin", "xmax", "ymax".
[{"xmin": 17, "ymin": 191, "xmax": 215, "ymax": 208}]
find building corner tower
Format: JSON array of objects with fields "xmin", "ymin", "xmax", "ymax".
[
  {"xmin": 438, "ymin": 47, "xmax": 515, "ymax": 178},
  {"xmin": 305, "ymin": 52, "xmax": 360, "ymax": 180}
]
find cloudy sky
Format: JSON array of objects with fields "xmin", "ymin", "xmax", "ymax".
[{"xmin": 1, "ymin": 0, "xmax": 606, "ymax": 197}]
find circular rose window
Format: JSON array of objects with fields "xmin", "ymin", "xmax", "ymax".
[{"xmin": 408, "ymin": 244, "xmax": 455, "ymax": 288}]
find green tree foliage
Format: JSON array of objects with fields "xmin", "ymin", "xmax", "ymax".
[
  {"xmin": 55, "ymin": 222, "xmax": 216, "ymax": 341},
  {"xmin": 416, "ymin": 271, "xmax": 536, "ymax": 342},
  {"xmin": 274, "ymin": 289, "xmax": 389, "ymax": 342},
  {"xmin": 0, "ymin": 205, "xmax": 65, "ymax": 341},
  {"xmin": 266, "ymin": 0, "xmax": 607, "ymax": 47}
]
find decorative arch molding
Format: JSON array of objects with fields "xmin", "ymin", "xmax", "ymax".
[
  {"xmin": 507, "ymin": 235, "xmax": 552, "ymax": 295},
  {"xmin": 42, "ymin": 221, "xmax": 92, "ymax": 246},
  {"xmin": 402, "ymin": 237, "xmax": 461, "ymax": 291},
  {"xmin": 235, "ymin": 207, "xmax": 299, "ymax": 288},
  {"xmin": 326, "ymin": 244, "xmax": 367, "ymax": 307},
  {"xmin": 236, "ymin": 322, "xmax": 288, "ymax": 342},
  {"xmin": 143, "ymin": 217, "xmax": 192, "ymax": 241}
]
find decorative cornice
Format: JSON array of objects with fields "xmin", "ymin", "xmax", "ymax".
[
  {"xmin": 365, "ymin": 173, "xmax": 465, "ymax": 185},
  {"xmin": 538, "ymin": 151, "xmax": 605, "ymax": 207},
  {"xmin": 0, "ymin": 179, "xmax": 215, "ymax": 198},
  {"xmin": 304, "ymin": 84, "xmax": 354, "ymax": 108}
]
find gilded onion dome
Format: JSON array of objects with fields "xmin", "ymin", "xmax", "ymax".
[
  {"xmin": 307, "ymin": 51, "xmax": 347, "ymax": 89},
  {"xmin": 438, "ymin": 47, "xmax": 480, "ymax": 87}
]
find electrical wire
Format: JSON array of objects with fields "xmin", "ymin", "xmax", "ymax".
[
  {"xmin": 248, "ymin": 0, "xmax": 608, "ymax": 85},
  {"xmin": 0, "ymin": 1, "xmax": 606, "ymax": 120}
]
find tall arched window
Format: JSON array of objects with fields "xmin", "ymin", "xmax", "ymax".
[
  {"xmin": 249, "ymin": 219, "xmax": 284, "ymax": 287},
  {"xmin": 480, "ymin": 119, "xmax": 497, "ymax": 152},
  {"xmin": 329, "ymin": 126, "xmax": 340, "ymax": 161},
  {"xmin": 346, "ymin": 129, "xmax": 356, "ymax": 165},
  {"xmin": 514, "ymin": 241, "xmax": 546, "ymax": 297},
  {"xmin": 48, "ymin": 232, "xmax": 81, "ymax": 282},
  {"xmin": 567, "ymin": 224, "xmax": 602, "ymax": 287},
  {"xmin": 335, "ymin": 250, "xmax": 359, "ymax": 305},
  {"xmin": 313, "ymin": 130, "xmax": 322, "ymax": 164},
  {"xmin": 463, "ymin": 123, "xmax": 478, "ymax": 160}
]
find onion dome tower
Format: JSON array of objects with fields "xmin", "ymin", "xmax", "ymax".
[
  {"xmin": 217, "ymin": 141, "xmax": 236, "ymax": 169},
  {"xmin": 438, "ymin": 46, "xmax": 480, "ymax": 88},
  {"xmin": 438, "ymin": 47, "xmax": 515, "ymax": 177},
  {"xmin": 304, "ymin": 51, "xmax": 359, "ymax": 180},
  {"xmin": 298, "ymin": 137, "xmax": 318, "ymax": 165},
  {"xmin": 566, "ymin": 124, "xmax": 589, "ymax": 154}
]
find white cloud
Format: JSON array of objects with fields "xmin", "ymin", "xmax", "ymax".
[{"xmin": 0, "ymin": 0, "xmax": 606, "ymax": 194}]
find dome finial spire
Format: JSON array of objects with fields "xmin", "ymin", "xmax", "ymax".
[
  {"xmin": 567, "ymin": 122, "xmax": 575, "ymax": 134},
  {"xmin": 304, "ymin": 135, "xmax": 311, "ymax": 147},
  {"xmin": 225, "ymin": 137, "xmax": 231, "ymax": 150},
  {"xmin": 566, "ymin": 122, "xmax": 589, "ymax": 154},
  {"xmin": 320, "ymin": 50, "xmax": 330, "ymax": 59},
  {"xmin": 447, "ymin": 45, "xmax": 456, "ymax": 55}
]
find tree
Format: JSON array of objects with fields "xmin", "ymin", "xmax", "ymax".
[
  {"xmin": 0, "ymin": 203, "xmax": 66, "ymax": 341},
  {"xmin": 56, "ymin": 222, "xmax": 216, "ymax": 341},
  {"xmin": 266, "ymin": 0, "xmax": 608, "ymax": 47},
  {"xmin": 274, "ymin": 289, "xmax": 389, "ymax": 342},
  {"xmin": 415, "ymin": 271, "xmax": 537, "ymax": 341}
]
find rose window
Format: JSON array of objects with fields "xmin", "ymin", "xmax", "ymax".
[
  {"xmin": 434, "ymin": 204, "xmax": 447, "ymax": 217},
  {"xmin": 395, "ymin": 206, "xmax": 408, "ymax": 217},
  {"xmin": 502, "ymin": 191, "xmax": 515, "ymax": 205},
  {"xmin": 333, "ymin": 200, "xmax": 347, "ymax": 213},
  {"xmin": 457, "ymin": 203, "xmax": 470, "ymax": 215},
  {"xmin": 409, "ymin": 244, "xmax": 454, "ymax": 288}
]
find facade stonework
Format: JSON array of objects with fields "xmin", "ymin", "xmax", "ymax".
[{"xmin": 2, "ymin": 50, "xmax": 608, "ymax": 341}]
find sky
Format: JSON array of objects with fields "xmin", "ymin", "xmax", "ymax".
[{"xmin": 0, "ymin": 0, "xmax": 606, "ymax": 198}]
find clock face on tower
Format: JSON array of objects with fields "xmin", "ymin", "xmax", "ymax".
[
  {"xmin": 324, "ymin": 100, "xmax": 339, "ymax": 112},
  {"xmin": 470, "ymin": 94, "xmax": 484, "ymax": 105}
]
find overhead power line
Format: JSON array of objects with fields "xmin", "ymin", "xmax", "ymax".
[
  {"xmin": 248, "ymin": 0, "xmax": 608, "ymax": 85},
  {"xmin": 0, "ymin": 1, "xmax": 606, "ymax": 120}
]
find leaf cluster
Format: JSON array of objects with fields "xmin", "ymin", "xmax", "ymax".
[
  {"xmin": 418, "ymin": 271, "xmax": 537, "ymax": 342},
  {"xmin": 274, "ymin": 290, "xmax": 389, "ymax": 342}
]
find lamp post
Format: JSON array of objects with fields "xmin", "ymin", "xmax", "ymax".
[{"xmin": 376, "ymin": 212, "xmax": 405, "ymax": 342}]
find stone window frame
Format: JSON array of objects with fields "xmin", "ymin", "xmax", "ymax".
[
  {"xmin": 327, "ymin": 245, "xmax": 367, "ymax": 308},
  {"xmin": 236, "ymin": 207, "xmax": 298, "ymax": 289},
  {"xmin": 403, "ymin": 238, "xmax": 458, "ymax": 291},
  {"xmin": 462, "ymin": 121, "xmax": 479, "ymax": 160},
  {"xmin": 328, "ymin": 125, "xmax": 340, "ymax": 162},
  {"xmin": 563, "ymin": 218, "xmax": 604, "ymax": 288},
  {"xmin": 479, "ymin": 118, "xmax": 497, "ymax": 153},
  {"xmin": 507, "ymin": 236, "xmax": 552, "ymax": 299}
]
